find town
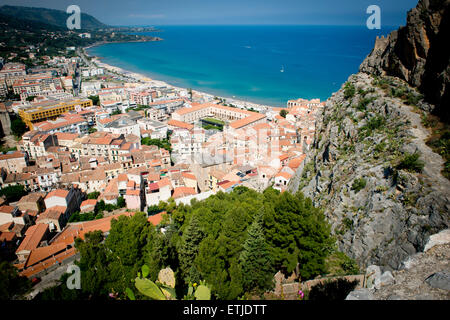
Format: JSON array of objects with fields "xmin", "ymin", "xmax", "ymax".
[{"xmin": 0, "ymin": 46, "xmax": 323, "ymax": 290}]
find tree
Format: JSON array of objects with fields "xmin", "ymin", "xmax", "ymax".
[
  {"xmin": 279, "ymin": 109, "xmax": 288, "ymax": 118},
  {"xmin": 263, "ymin": 191, "xmax": 333, "ymax": 280},
  {"xmin": 88, "ymin": 95, "xmax": 99, "ymax": 106},
  {"xmin": 87, "ymin": 191, "xmax": 100, "ymax": 199},
  {"xmin": 0, "ymin": 185, "xmax": 26, "ymax": 202},
  {"xmin": 117, "ymin": 196, "xmax": 126, "ymax": 208},
  {"xmin": 11, "ymin": 118, "xmax": 28, "ymax": 138},
  {"xmin": 75, "ymin": 231, "xmax": 110, "ymax": 298},
  {"xmin": 239, "ymin": 210, "xmax": 274, "ymax": 293},
  {"xmin": 0, "ymin": 261, "xmax": 31, "ymax": 300},
  {"xmin": 178, "ymin": 214, "xmax": 204, "ymax": 283}
]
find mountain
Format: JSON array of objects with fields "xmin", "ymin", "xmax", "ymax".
[
  {"xmin": 290, "ymin": 0, "xmax": 450, "ymax": 281},
  {"xmin": 360, "ymin": 0, "xmax": 450, "ymax": 123},
  {"xmin": 0, "ymin": 5, "xmax": 109, "ymax": 30}
]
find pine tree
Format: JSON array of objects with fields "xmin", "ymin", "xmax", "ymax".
[
  {"xmin": 239, "ymin": 210, "xmax": 274, "ymax": 293},
  {"xmin": 178, "ymin": 214, "xmax": 204, "ymax": 283}
]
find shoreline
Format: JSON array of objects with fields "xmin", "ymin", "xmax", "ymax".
[{"xmin": 82, "ymin": 46, "xmax": 279, "ymax": 111}]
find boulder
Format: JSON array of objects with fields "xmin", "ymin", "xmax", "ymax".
[
  {"xmin": 424, "ymin": 229, "xmax": 450, "ymax": 252},
  {"xmin": 375, "ymin": 271, "xmax": 395, "ymax": 289},
  {"xmin": 345, "ymin": 288, "xmax": 374, "ymax": 300},
  {"xmin": 365, "ymin": 265, "xmax": 381, "ymax": 289},
  {"xmin": 424, "ymin": 271, "xmax": 450, "ymax": 291}
]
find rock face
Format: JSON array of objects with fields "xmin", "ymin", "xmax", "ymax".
[
  {"xmin": 359, "ymin": 0, "xmax": 450, "ymax": 122},
  {"xmin": 293, "ymin": 72, "xmax": 450, "ymax": 270}
]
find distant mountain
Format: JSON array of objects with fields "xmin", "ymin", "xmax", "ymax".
[{"xmin": 0, "ymin": 5, "xmax": 109, "ymax": 30}]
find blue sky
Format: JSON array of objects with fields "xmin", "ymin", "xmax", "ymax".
[{"xmin": 2, "ymin": 0, "xmax": 418, "ymax": 26}]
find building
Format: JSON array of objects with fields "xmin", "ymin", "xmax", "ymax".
[
  {"xmin": 0, "ymin": 151, "xmax": 28, "ymax": 173},
  {"xmin": 18, "ymin": 98, "xmax": 93, "ymax": 129},
  {"xmin": 171, "ymin": 102, "xmax": 266, "ymax": 130},
  {"xmin": 33, "ymin": 114, "xmax": 89, "ymax": 135}
]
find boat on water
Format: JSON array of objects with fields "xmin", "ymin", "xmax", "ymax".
[{"xmin": 280, "ymin": 65, "xmax": 284, "ymax": 73}]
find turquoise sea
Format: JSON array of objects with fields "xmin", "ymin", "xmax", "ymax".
[{"xmin": 87, "ymin": 25, "xmax": 396, "ymax": 107}]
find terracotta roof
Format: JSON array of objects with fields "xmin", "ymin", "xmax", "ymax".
[
  {"xmin": 147, "ymin": 211, "xmax": 166, "ymax": 226},
  {"xmin": 45, "ymin": 189, "xmax": 69, "ymax": 199},
  {"xmin": 16, "ymin": 224, "xmax": 48, "ymax": 253},
  {"xmin": 0, "ymin": 205, "xmax": 15, "ymax": 214},
  {"xmin": 181, "ymin": 172, "xmax": 197, "ymax": 181},
  {"xmin": 25, "ymin": 243, "xmax": 67, "ymax": 268},
  {"xmin": 167, "ymin": 119, "xmax": 194, "ymax": 130},
  {"xmin": 80, "ymin": 199, "xmax": 97, "ymax": 207},
  {"xmin": 275, "ymin": 171, "xmax": 293, "ymax": 180},
  {"xmin": 172, "ymin": 187, "xmax": 197, "ymax": 199},
  {"xmin": 126, "ymin": 189, "xmax": 140, "ymax": 196},
  {"xmin": 288, "ymin": 154, "xmax": 307, "ymax": 170}
]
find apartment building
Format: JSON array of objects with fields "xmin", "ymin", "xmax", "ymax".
[{"xmin": 18, "ymin": 98, "xmax": 93, "ymax": 129}]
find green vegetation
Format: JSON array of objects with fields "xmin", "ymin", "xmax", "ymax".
[
  {"xmin": 356, "ymin": 96, "xmax": 376, "ymax": 112},
  {"xmin": 0, "ymin": 185, "xmax": 26, "ymax": 202},
  {"xmin": 68, "ymin": 211, "xmax": 103, "ymax": 223},
  {"xmin": 88, "ymin": 95, "xmax": 100, "ymax": 106},
  {"xmin": 351, "ymin": 178, "xmax": 367, "ymax": 193},
  {"xmin": 358, "ymin": 116, "xmax": 386, "ymax": 139},
  {"xmin": 201, "ymin": 118, "xmax": 224, "ymax": 131},
  {"xmin": 71, "ymin": 187, "xmax": 334, "ymax": 300},
  {"xmin": 87, "ymin": 191, "xmax": 101, "ymax": 199},
  {"xmin": 111, "ymin": 109, "xmax": 122, "ymax": 115},
  {"xmin": 343, "ymin": 82, "xmax": 356, "ymax": 100},
  {"xmin": 279, "ymin": 109, "xmax": 288, "ymax": 118},
  {"xmin": 10, "ymin": 116, "xmax": 28, "ymax": 138},
  {"xmin": 324, "ymin": 251, "xmax": 359, "ymax": 276},
  {"xmin": 141, "ymin": 137, "xmax": 171, "ymax": 152},
  {"xmin": 396, "ymin": 152, "xmax": 425, "ymax": 173},
  {"xmin": 0, "ymin": 261, "xmax": 31, "ymax": 300}
]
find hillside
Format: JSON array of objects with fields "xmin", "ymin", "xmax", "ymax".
[
  {"xmin": 0, "ymin": 5, "xmax": 108, "ymax": 30},
  {"xmin": 360, "ymin": 0, "xmax": 449, "ymax": 122},
  {"xmin": 290, "ymin": 0, "xmax": 450, "ymax": 273}
]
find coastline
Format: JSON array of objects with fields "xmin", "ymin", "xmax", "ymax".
[{"xmin": 82, "ymin": 45, "xmax": 279, "ymax": 111}]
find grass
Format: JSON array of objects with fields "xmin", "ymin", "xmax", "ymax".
[
  {"xmin": 396, "ymin": 152, "xmax": 425, "ymax": 173},
  {"xmin": 351, "ymin": 178, "xmax": 367, "ymax": 193}
]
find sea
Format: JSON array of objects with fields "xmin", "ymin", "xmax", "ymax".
[{"xmin": 86, "ymin": 25, "xmax": 397, "ymax": 107}]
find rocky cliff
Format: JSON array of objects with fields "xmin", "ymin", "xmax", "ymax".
[
  {"xmin": 290, "ymin": 0, "xmax": 450, "ymax": 272},
  {"xmin": 294, "ymin": 72, "xmax": 450, "ymax": 271},
  {"xmin": 359, "ymin": 0, "xmax": 449, "ymax": 122}
]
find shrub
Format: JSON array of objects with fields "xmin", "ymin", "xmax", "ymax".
[
  {"xmin": 351, "ymin": 178, "xmax": 367, "ymax": 193},
  {"xmin": 308, "ymin": 278, "xmax": 359, "ymax": 301},
  {"xmin": 396, "ymin": 152, "xmax": 425, "ymax": 173},
  {"xmin": 344, "ymin": 82, "xmax": 356, "ymax": 99}
]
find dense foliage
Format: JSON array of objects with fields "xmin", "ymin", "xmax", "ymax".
[
  {"xmin": 0, "ymin": 185, "xmax": 27, "ymax": 202},
  {"xmin": 71, "ymin": 187, "xmax": 334, "ymax": 300},
  {"xmin": 0, "ymin": 261, "xmax": 31, "ymax": 300}
]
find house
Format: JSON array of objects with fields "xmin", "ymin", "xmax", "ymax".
[
  {"xmin": 145, "ymin": 178, "xmax": 172, "ymax": 207},
  {"xmin": 0, "ymin": 151, "xmax": 28, "ymax": 173},
  {"xmin": 0, "ymin": 205, "xmax": 31, "ymax": 226},
  {"xmin": 36, "ymin": 205, "xmax": 67, "ymax": 232},
  {"xmin": 274, "ymin": 171, "xmax": 293, "ymax": 191},
  {"xmin": 172, "ymin": 187, "xmax": 197, "ymax": 200},
  {"xmin": 44, "ymin": 187, "xmax": 82, "ymax": 220},
  {"xmin": 15, "ymin": 224, "xmax": 49, "ymax": 263},
  {"xmin": 16, "ymin": 192, "xmax": 46, "ymax": 215},
  {"xmin": 80, "ymin": 199, "xmax": 97, "ymax": 213},
  {"xmin": 147, "ymin": 211, "xmax": 167, "ymax": 226}
]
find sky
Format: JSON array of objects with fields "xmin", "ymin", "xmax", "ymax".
[{"xmin": 2, "ymin": 0, "xmax": 418, "ymax": 26}]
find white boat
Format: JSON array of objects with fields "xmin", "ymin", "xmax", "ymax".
[{"xmin": 280, "ymin": 65, "xmax": 284, "ymax": 73}]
